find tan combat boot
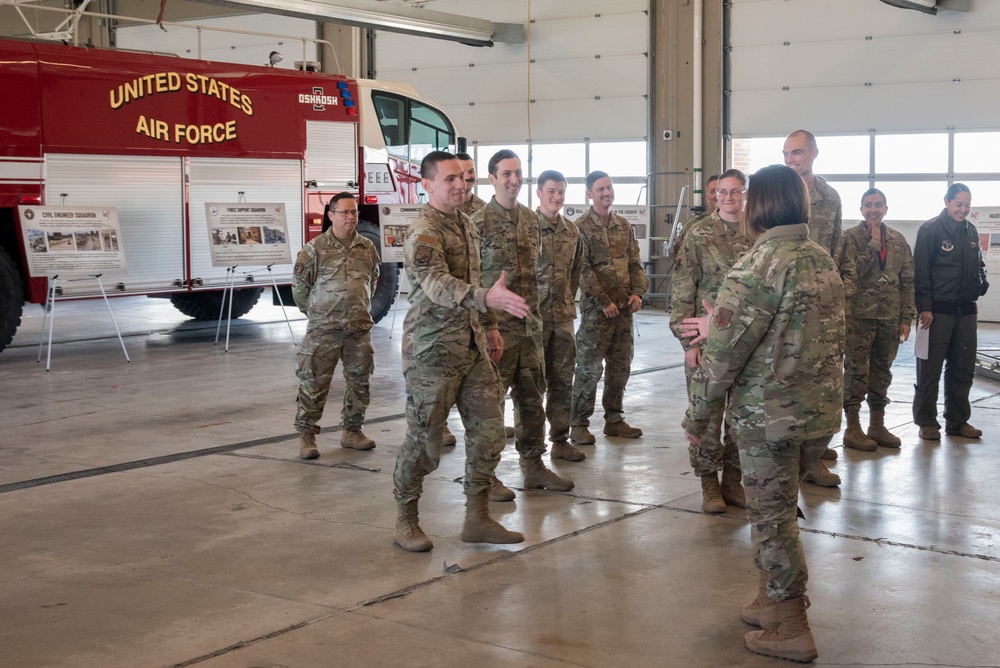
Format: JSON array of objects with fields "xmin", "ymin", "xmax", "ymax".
[
  {"xmin": 803, "ymin": 461, "xmax": 841, "ymax": 487},
  {"xmin": 741, "ymin": 573, "xmax": 779, "ymax": 629},
  {"xmin": 721, "ymin": 463, "xmax": 747, "ymax": 508},
  {"xmin": 551, "ymin": 440, "xmax": 587, "ymax": 461},
  {"xmin": 867, "ymin": 409, "xmax": 901, "ymax": 448},
  {"xmin": 441, "ymin": 424, "xmax": 458, "ymax": 447},
  {"xmin": 522, "ymin": 457, "xmax": 575, "ymax": 491},
  {"xmin": 489, "ymin": 475, "xmax": 516, "ymax": 502},
  {"xmin": 701, "ymin": 473, "xmax": 727, "ymax": 514},
  {"xmin": 843, "ymin": 408, "xmax": 877, "ymax": 451},
  {"xmin": 393, "ymin": 501, "xmax": 433, "ymax": 552},
  {"xmin": 505, "ymin": 425, "xmax": 516, "ymax": 439},
  {"xmin": 299, "ymin": 431, "xmax": 319, "ymax": 460},
  {"xmin": 341, "ymin": 428, "xmax": 376, "ymax": 450},
  {"xmin": 570, "ymin": 425, "xmax": 596, "ymax": 444},
  {"xmin": 604, "ymin": 421, "xmax": 643, "ymax": 438},
  {"xmin": 820, "ymin": 447, "xmax": 838, "ymax": 461},
  {"xmin": 744, "ymin": 595, "xmax": 818, "ymax": 663},
  {"xmin": 461, "ymin": 492, "xmax": 524, "ymax": 544}
]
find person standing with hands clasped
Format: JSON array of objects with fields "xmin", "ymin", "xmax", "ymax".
[
  {"xmin": 912, "ymin": 183, "xmax": 989, "ymax": 441},
  {"xmin": 841, "ymin": 189, "xmax": 915, "ymax": 450},
  {"xmin": 293, "ymin": 192, "xmax": 380, "ymax": 459},
  {"xmin": 682, "ymin": 165, "xmax": 844, "ymax": 663}
]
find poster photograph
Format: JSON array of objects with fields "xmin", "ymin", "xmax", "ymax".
[
  {"xmin": 205, "ymin": 202, "xmax": 292, "ymax": 267},
  {"xmin": 18, "ymin": 206, "xmax": 126, "ymax": 276},
  {"xmin": 378, "ymin": 204, "xmax": 424, "ymax": 262}
]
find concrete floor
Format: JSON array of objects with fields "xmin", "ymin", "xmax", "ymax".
[{"xmin": 1, "ymin": 291, "xmax": 999, "ymax": 668}]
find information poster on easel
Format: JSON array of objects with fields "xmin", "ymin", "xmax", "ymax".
[
  {"xmin": 18, "ymin": 206, "xmax": 126, "ymax": 275},
  {"xmin": 378, "ymin": 203, "xmax": 424, "ymax": 262},
  {"xmin": 969, "ymin": 206, "xmax": 1000, "ymax": 322},
  {"xmin": 563, "ymin": 204, "xmax": 651, "ymax": 263},
  {"xmin": 205, "ymin": 202, "xmax": 292, "ymax": 267}
]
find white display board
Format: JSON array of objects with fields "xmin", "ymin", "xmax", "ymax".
[
  {"xmin": 563, "ymin": 204, "xmax": 650, "ymax": 264},
  {"xmin": 18, "ymin": 206, "xmax": 126, "ymax": 276},
  {"xmin": 970, "ymin": 206, "xmax": 1000, "ymax": 323},
  {"xmin": 378, "ymin": 203, "xmax": 424, "ymax": 262},
  {"xmin": 204, "ymin": 202, "xmax": 292, "ymax": 268}
]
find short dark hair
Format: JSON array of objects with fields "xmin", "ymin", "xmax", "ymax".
[
  {"xmin": 718, "ymin": 169, "xmax": 747, "ymax": 187},
  {"xmin": 536, "ymin": 169, "xmax": 567, "ymax": 190},
  {"xmin": 861, "ymin": 188, "xmax": 887, "ymax": 205},
  {"xmin": 744, "ymin": 164, "xmax": 808, "ymax": 236},
  {"xmin": 421, "ymin": 150, "xmax": 457, "ymax": 179},
  {"xmin": 488, "ymin": 149, "xmax": 519, "ymax": 176},
  {"xmin": 585, "ymin": 170, "xmax": 610, "ymax": 191},
  {"xmin": 330, "ymin": 192, "xmax": 355, "ymax": 207},
  {"xmin": 705, "ymin": 174, "xmax": 720, "ymax": 186},
  {"xmin": 455, "ymin": 152, "xmax": 473, "ymax": 161},
  {"xmin": 945, "ymin": 182, "xmax": 971, "ymax": 202}
]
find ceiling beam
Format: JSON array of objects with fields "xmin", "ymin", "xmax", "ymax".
[{"xmin": 193, "ymin": 0, "xmax": 524, "ymax": 46}]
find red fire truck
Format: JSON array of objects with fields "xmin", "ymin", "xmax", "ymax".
[{"xmin": 0, "ymin": 37, "xmax": 460, "ymax": 352}]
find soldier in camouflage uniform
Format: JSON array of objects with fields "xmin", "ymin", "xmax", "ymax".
[
  {"xmin": 669, "ymin": 174, "xmax": 718, "ymax": 267},
  {"xmin": 670, "ymin": 169, "xmax": 752, "ymax": 513},
  {"xmin": 842, "ymin": 189, "xmax": 915, "ymax": 450},
  {"xmin": 472, "ymin": 150, "xmax": 574, "ymax": 500},
  {"xmin": 535, "ymin": 170, "xmax": 586, "ymax": 461},
  {"xmin": 783, "ymin": 129, "xmax": 856, "ymax": 483},
  {"xmin": 570, "ymin": 171, "xmax": 649, "ymax": 444},
  {"xmin": 392, "ymin": 151, "xmax": 530, "ymax": 553},
  {"xmin": 684, "ymin": 165, "xmax": 844, "ymax": 663},
  {"xmin": 293, "ymin": 192, "xmax": 380, "ymax": 459}
]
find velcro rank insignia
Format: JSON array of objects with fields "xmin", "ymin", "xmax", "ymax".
[
  {"xmin": 714, "ymin": 307, "xmax": 734, "ymax": 329},
  {"xmin": 414, "ymin": 246, "xmax": 433, "ymax": 267}
]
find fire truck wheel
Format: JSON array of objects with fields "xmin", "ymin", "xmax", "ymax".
[
  {"xmin": 357, "ymin": 221, "xmax": 399, "ymax": 324},
  {"xmin": 169, "ymin": 287, "xmax": 264, "ymax": 321},
  {"xmin": 0, "ymin": 247, "xmax": 24, "ymax": 353}
]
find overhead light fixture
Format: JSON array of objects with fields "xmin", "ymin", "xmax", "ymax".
[
  {"xmin": 268, "ymin": 50, "xmax": 283, "ymax": 67},
  {"xmin": 194, "ymin": 0, "xmax": 524, "ymax": 47}
]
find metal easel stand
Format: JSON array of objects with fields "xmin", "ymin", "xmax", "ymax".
[
  {"xmin": 388, "ymin": 266, "xmax": 406, "ymax": 339},
  {"xmin": 37, "ymin": 273, "xmax": 130, "ymax": 371},
  {"xmin": 214, "ymin": 264, "xmax": 297, "ymax": 352}
]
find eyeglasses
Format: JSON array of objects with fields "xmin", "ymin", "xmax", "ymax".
[
  {"xmin": 464, "ymin": 178, "xmax": 477, "ymax": 184},
  {"xmin": 716, "ymin": 189, "xmax": 744, "ymax": 198},
  {"xmin": 334, "ymin": 210, "xmax": 359, "ymax": 217}
]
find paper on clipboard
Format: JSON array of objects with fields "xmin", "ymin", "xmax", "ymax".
[{"xmin": 914, "ymin": 324, "xmax": 929, "ymax": 360}]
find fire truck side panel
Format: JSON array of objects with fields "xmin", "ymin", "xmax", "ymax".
[
  {"xmin": 39, "ymin": 154, "xmax": 186, "ymax": 302},
  {"xmin": 187, "ymin": 157, "xmax": 304, "ymax": 286}
]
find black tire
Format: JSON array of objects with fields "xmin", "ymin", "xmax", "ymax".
[
  {"xmin": 0, "ymin": 247, "xmax": 24, "ymax": 353},
  {"xmin": 357, "ymin": 220, "xmax": 399, "ymax": 324},
  {"xmin": 170, "ymin": 287, "xmax": 264, "ymax": 320}
]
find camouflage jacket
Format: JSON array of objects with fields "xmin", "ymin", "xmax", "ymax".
[
  {"xmin": 536, "ymin": 209, "xmax": 583, "ymax": 324},
  {"xmin": 669, "ymin": 209, "xmax": 711, "ymax": 268},
  {"xmin": 844, "ymin": 222, "xmax": 916, "ymax": 323},
  {"xmin": 402, "ymin": 204, "xmax": 491, "ymax": 360},
  {"xmin": 458, "ymin": 191, "xmax": 488, "ymax": 217},
  {"xmin": 687, "ymin": 223, "xmax": 845, "ymax": 443},
  {"xmin": 292, "ymin": 229, "xmax": 380, "ymax": 332},
  {"xmin": 809, "ymin": 176, "xmax": 856, "ymax": 300},
  {"xmin": 472, "ymin": 198, "xmax": 543, "ymax": 336},
  {"xmin": 575, "ymin": 207, "xmax": 649, "ymax": 314},
  {"xmin": 669, "ymin": 212, "xmax": 753, "ymax": 347}
]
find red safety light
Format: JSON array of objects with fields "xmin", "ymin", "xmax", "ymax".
[
  {"xmin": 364, "ymin": 195, "xmax": 379, "ymax": 204},
  {"xmin": 20, "ymin": 195, "xmax": 42, "ymax": 205}
]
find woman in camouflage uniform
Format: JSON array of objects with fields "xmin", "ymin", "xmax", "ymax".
[
  {"xmin": 683, "ymin": 164, "xmax": 845, "ymax": 663},
  {"xmin": 841, "ymin": 189, "xmax": 915, "ymax": 450}
]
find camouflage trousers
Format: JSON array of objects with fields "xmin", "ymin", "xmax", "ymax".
[
  {"xmin": 844, "ymin": 317, "xmax": 901, "ymax": 411},
  {"xmin": 571, "ymin": 310, "xmax": 634, "ymax": 427},
  {"xmin": 393, "ymin": 344, "xmax": 505, "ymax": 504},
  {"xmin": 740, "ymin": 435, "xmax": 831, "ymax": 602},
  {"xmin": 294, "ymin": 327, "xmax": 373, "ymax": 435},
  {"xmin": 685, "ymin": 362, "xmax": 740, "ymax": 476},
  {"xmin": 495, "ymin": 330, "xmax": 547, "ymax": 459},
  {"xmin": 542, "ymin": 320, "xmax": 576, "ymax": 444}
]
